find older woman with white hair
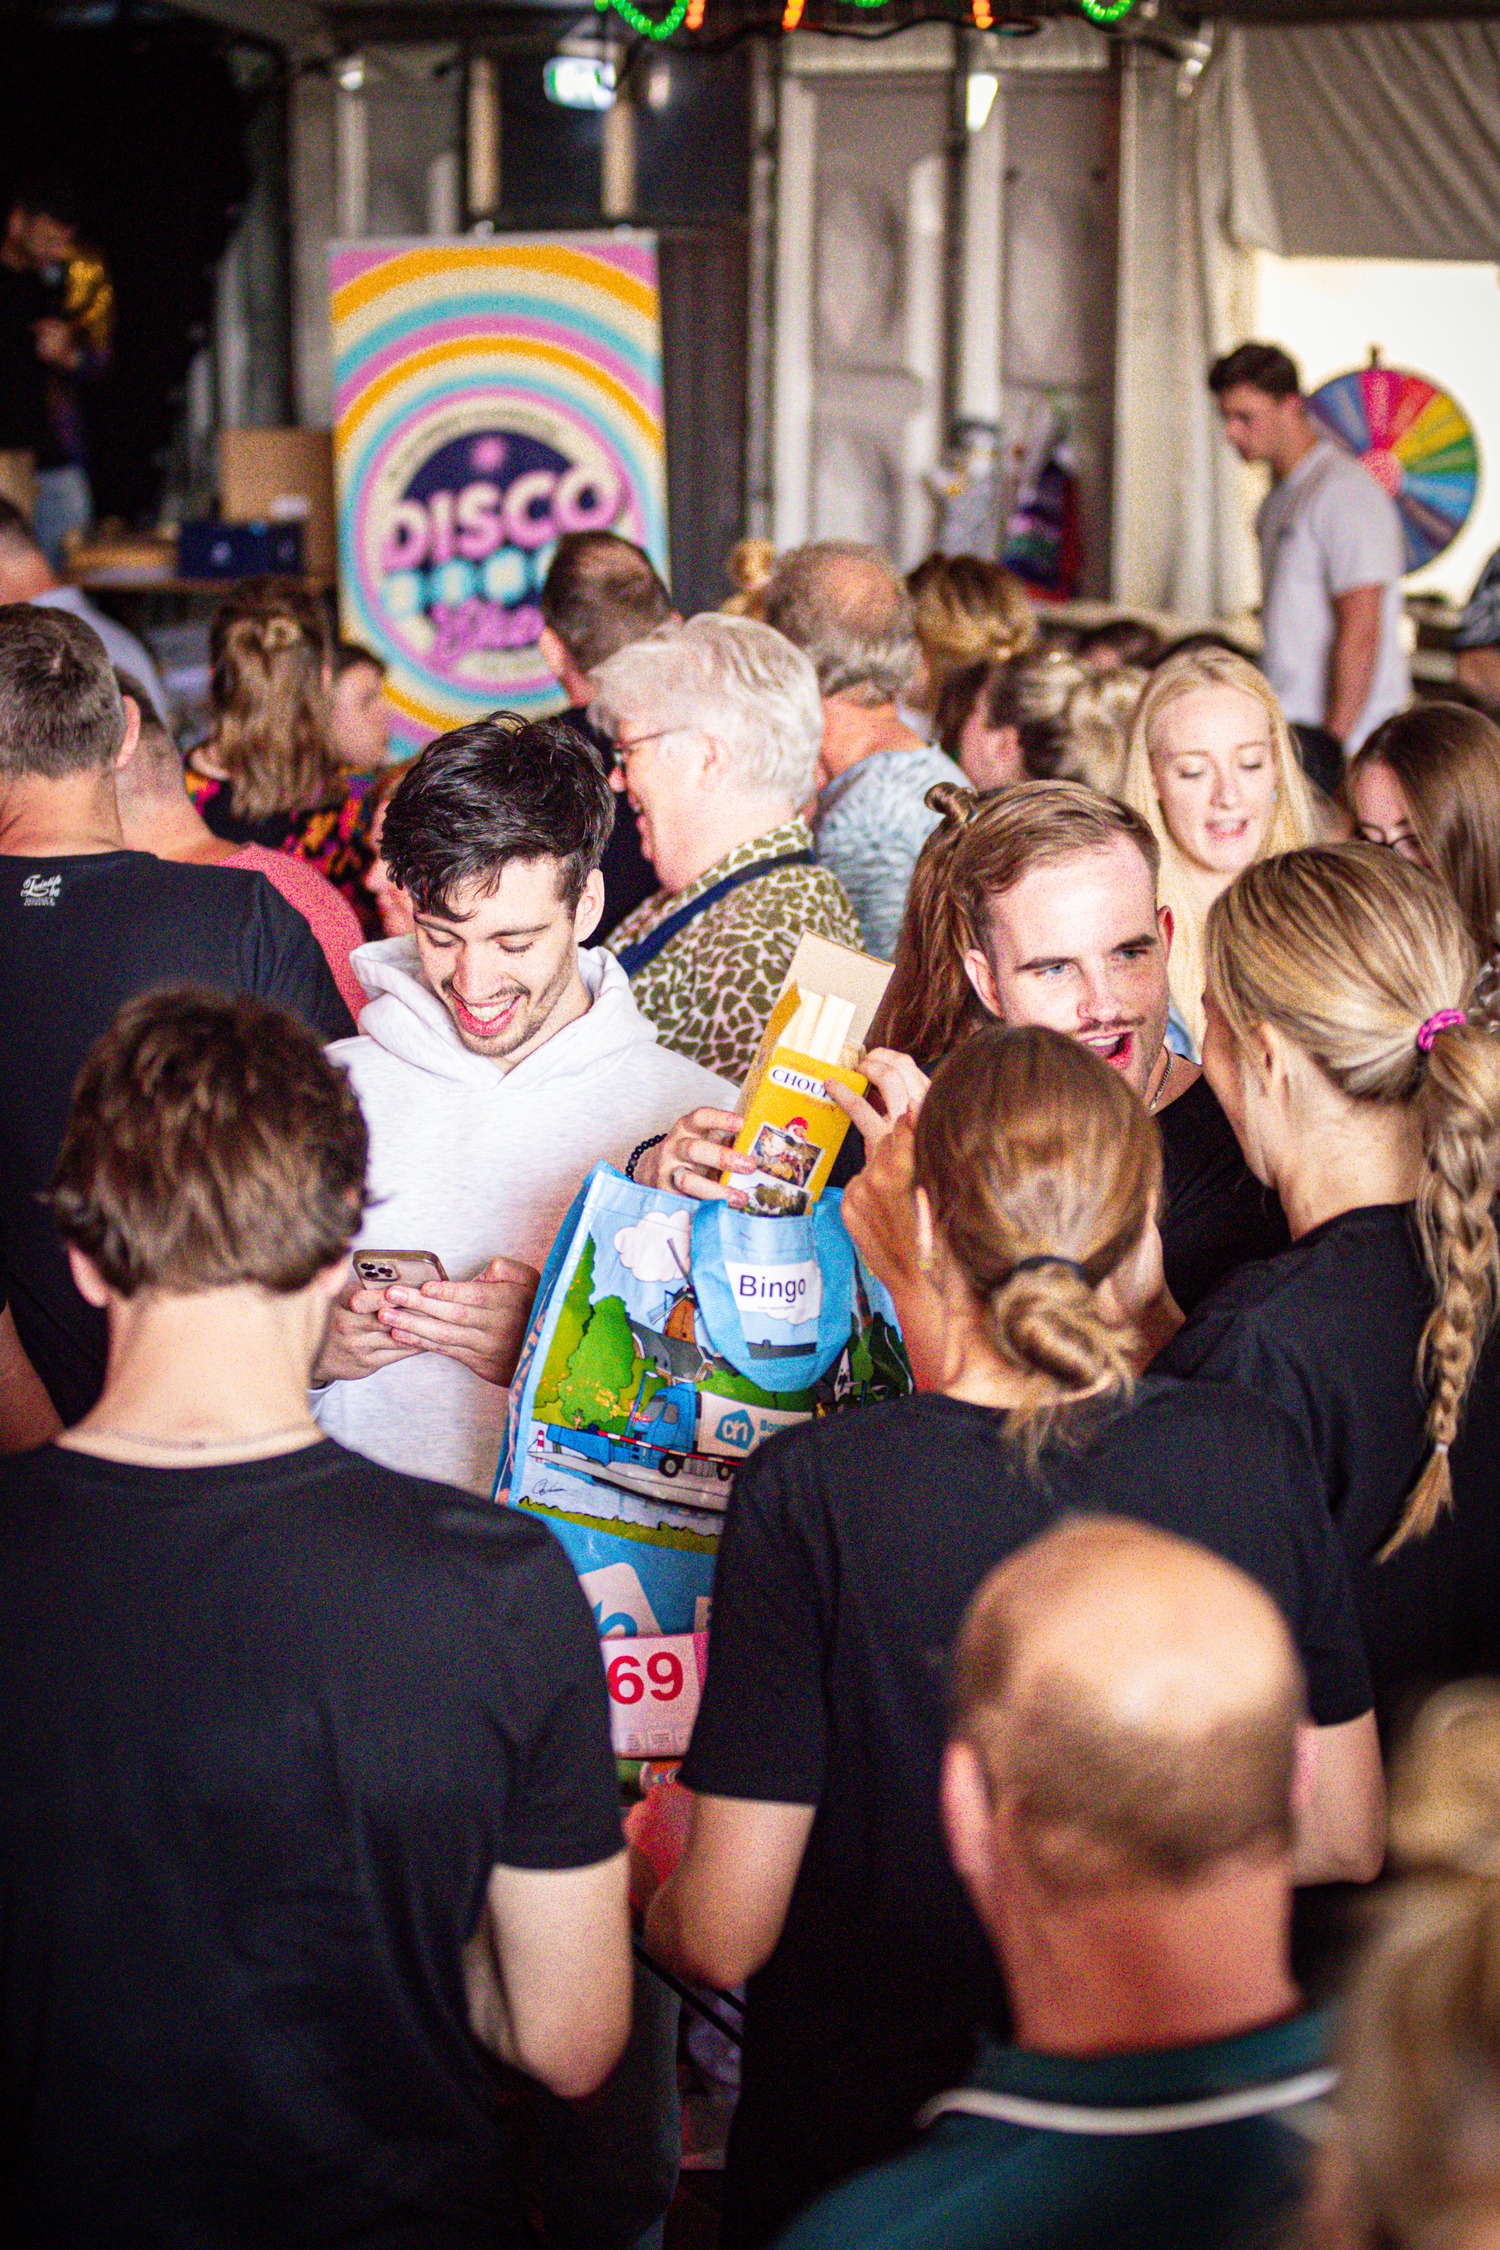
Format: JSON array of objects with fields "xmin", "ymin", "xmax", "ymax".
[{"xmin": 593, "ymin": 613, "xmax": 862, "ymax": 1082}]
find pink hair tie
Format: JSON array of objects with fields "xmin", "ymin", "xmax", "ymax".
[{"xmin": 1417, "ymin": 1008, "xmax": 1467, "ymax": 1052}]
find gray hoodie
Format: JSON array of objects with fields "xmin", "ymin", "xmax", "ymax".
[{"xmin": 316, "ymin": 938, "xmax": 736, "ymax": 1497}]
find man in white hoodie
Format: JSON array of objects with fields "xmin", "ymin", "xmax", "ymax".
[{"xmin": 313, "ymin": 715, "xmax": 736, "ymax": 1499}]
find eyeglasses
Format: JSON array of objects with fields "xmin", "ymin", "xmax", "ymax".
[{"xmin": 608, "ymin": 727, "xmax": 679, "ymax": 771}]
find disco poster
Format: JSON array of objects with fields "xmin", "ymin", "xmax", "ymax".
[{"xmin": 331, "ymin": 233, "xmax": 669, "ymax": 753}]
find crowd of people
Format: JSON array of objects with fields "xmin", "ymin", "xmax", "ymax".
[{"xmin": 4, "ymin": 331, "xmax": 1500, "ymax": 2250}]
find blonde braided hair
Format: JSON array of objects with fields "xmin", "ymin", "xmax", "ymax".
[{"xmin": 1204, "ymin": 844, "xmax": 1500, "ymax": 1556}]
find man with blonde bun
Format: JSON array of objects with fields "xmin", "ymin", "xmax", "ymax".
[{"xmin": 778, "ymin": 1517, "xmax": 1333, "ymax": 2250}]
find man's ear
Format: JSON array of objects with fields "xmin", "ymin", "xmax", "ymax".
[
  {"xmin": 941, "ymin": 1740, "xmax": 999, "ymax": 1901},
  {"xmin": 1157, "ymin": 901, "xmax": 1174, "ymax": 963},
  {"xmin": 538, "ymin": 625, "xmax": 569, "ymax": 686},
  {"xmin": 316, "ymin": 1256, "xmax": 353, "ymax": 1306},
  {"xmin": 114, "ymin": 696, "xmax": 141, "ymax": 773},
  {"xmin": 961, "ymin": 946, "xmax": 1003, "ymax": 1021},
  {"xmin": 573, "ymin": 866, "xmax": 606, "ymax": 947},
  {"xmin": 65, "ymin": 1243, "xmax": 110, "ymax": 1309},
  {"xmin": 698, "ymin": 735, "xmax": 735, "ymax": 790}
]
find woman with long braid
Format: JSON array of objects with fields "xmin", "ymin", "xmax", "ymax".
[{"xmin": 1160, "ymin": 844, "xmax": 1500, "ymax": 1739}]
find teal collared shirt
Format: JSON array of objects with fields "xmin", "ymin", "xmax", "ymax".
[{"xmin": 775, "ymin": 2010, "xmax": 1334, "ymax": 2250}]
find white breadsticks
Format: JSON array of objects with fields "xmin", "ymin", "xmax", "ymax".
[{"xmin": 779, "ymin": 990, "xmax": 857, "ymax": 1067}]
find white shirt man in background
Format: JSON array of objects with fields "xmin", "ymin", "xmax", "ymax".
[
  {"xmin": 1210, "ymin": 340, "xmax": 1409, "ymax": 752},
  {"xmin": 314, "ymin": 713, "xmax": 736, "ymax": 1499}
]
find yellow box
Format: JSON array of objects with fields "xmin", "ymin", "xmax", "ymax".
[{"xmin": 731, "ymin": 935, "xmax": 893, "ymax": 1217}]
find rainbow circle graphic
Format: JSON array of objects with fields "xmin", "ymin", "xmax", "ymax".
[
  {"xmin": 332, "ymin": 236, "xmax": 669, "ymax": 752},
  {"xmin": 1307, "ymin": 362, "xmax": 1479, "ymax": 576}
]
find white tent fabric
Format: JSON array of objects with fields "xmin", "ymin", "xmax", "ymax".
[
  {"xmin": 1167, "ymin": 32, "xmax": 1277, "ymax": 618},
  {"xmin": 1240, "ymin": 22, "xmax": 1500, "ymax": 262}
]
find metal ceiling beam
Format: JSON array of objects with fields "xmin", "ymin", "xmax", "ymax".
[{"xmin": 172, "ymin": 0, "xmax": 330, "ymax": 57}]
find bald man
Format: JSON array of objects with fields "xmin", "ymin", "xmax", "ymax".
[
  {"xmin": 760, "ymin": 540, "xmax": 954, "ymax": 958},
  {"xmin": 777, "ymin": 1519, "xmax": 1334, "ymax": 2250}
]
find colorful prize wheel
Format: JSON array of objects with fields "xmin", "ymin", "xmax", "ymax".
[{"xmin": 1307, "ymin": 360, "xmax": 1480, "ymax": 575}]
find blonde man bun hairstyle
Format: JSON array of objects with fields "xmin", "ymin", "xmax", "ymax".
[
  {"xmin": 1121, "ymin": 647, "xmax": 1318, "ymax": 1051},
  {"xmin": 1204, "ymin": 844, "xmax": 1500, "ymax": 1556},
  {"xmin": 723, "ymin": 537, "xmax": 777, "ymax": 620},
  {"xmin": 913, "ymin": 1023, "xmax": 1162, "ymax": 1458}
]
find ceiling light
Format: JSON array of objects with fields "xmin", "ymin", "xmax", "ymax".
[{"xmin": 966, "ymin": 72, "xmax": 999, "ymax": 133}]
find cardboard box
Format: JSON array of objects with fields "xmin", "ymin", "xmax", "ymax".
[
  {"xmin": 219, "ymin": 427, "xmax": 336, "ymax": 579},
  {"xmin": 0, "ymin": 451, "xmax": 36, "ymax": 520},
  {"xmin": 732, "ymin": 933, "xmax": 893, "ymax": 1215}
]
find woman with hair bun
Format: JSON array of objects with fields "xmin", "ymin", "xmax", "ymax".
[
  {"xmin": 907, "ymin": 552, "xmax": 1036, "ymax": 719},
  {"xmin": 641, "ymin": 1024, "xmax": 1381, "ymax": 2250},
  {"xmin": 186, "ymin": 576, "xmax": 376, "ymax": 915},
  {"xmin": 1160, "ymin": 843, "xmax": 1500, "ymax": 1738},
  {"xmin": 934, "ymin": 645, "xmax": 1086, "ymax": 792}
]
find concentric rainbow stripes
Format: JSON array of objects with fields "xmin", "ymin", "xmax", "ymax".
[
  {"xmin": 332, "ymin": 235, "xmax": 669, "ymax": 749},
  {"xmin": 1308, "ymin": 363, "xmax": 1479, "ymax": 576}
]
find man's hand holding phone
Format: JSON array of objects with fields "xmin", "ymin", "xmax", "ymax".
[
  {"xmin": 374, "ymin": 1254, "xmax": 541, "ymax": 1385},
  {"xmin": 315, "ymin": 1251, "xmax": 541, "ymax": 1387}
]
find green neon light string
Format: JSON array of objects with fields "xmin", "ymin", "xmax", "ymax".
[
  {"xmin": 1079, "ymin": 0, "xmax": 1135, "ymax": 21},
  {"xmin": 595, "ymin": 0, "xmax": 690, "ymax": 38}
]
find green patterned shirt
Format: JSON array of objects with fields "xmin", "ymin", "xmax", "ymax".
[{"xmin": 605, "ymin": 817, "xmax": 862, "ymax": 1084}]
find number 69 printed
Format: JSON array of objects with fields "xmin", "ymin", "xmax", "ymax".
[
  {"xmin": 600, "ymin": 1630, "xmax": 708, "ymax": 1757},
  {"xmin": 606, "ymin": 1648, "xmax": 684, "ymax": 1705}
]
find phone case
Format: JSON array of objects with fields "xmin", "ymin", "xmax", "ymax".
[{"xmin": 353, "ymin": 1250, "xmax": 448, "ymax": 1288}]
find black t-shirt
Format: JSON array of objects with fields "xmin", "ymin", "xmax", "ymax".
[
  {"xmin": 556, "ymin": 704, "xmax": 659, "ymax": 940},
  {"xmin": 1158, "ymin": 1202, "xmax": 1500, "ymax": 1740},
  {"xmin": 0, "ymin": 851, "xmax": 354, "ymax": 1423},
  {"xmin": 679, "ymin": 1378, "xmax": 1370, "ymax": 2247},
  {"xmin": 832, "ymin": 1072, "xmax": 1288, "ymax": 1315},
  {"xmin": 0, "ymin": 1438, "xmax": 622, "ymax": 2248},
  {"xmin": 1158, "ymin": 1073, "xmax": 1290, "ymax": 1314}
]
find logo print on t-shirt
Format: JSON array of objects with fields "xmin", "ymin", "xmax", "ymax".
[{"xmin": 20, "ymin": 874, "xmax": 61, "ymax": 908}]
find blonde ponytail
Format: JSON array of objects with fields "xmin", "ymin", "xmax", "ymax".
[
  {"xmin": 1203, "ymin": 845, "xmax": 1500, "ymax": 1558},
  {"xmin": 912, "ymin": 1023, "xmax": 1160, "ymax": 1458},
  {"xmin": 209, "ymin": 575, "xmax": 341, "ymax": 821}
]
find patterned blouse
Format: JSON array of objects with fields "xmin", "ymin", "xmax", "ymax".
[
  {"xmin": 186, "ymin": 767, "xmax": 379, "ymax": 931},
  {"xmin": 606, "ymin": 817, "xmax": 863, "ymax": 1084}
]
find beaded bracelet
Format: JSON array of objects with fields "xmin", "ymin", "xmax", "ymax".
[{"xmin": 624, "ymin": 1132, "xmax": 667, "ymax": 1183}]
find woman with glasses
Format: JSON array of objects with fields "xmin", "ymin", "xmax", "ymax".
[{"xmin": 593, "ymin": 613, "xmax": 862, "ymax": 1083}]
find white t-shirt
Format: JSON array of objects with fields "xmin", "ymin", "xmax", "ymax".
[{"xmin": 1256, "ymin": 437, "xmax": 1409, "ymax": 750}]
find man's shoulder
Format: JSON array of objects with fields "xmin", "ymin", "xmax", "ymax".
[
  {"xmin": 1307, "ymin": 441, "xmax": 1401, "ymax": 526},
  {"xmin": 775, "ymin": 2118, "xmax": 1037, "ymax": 2250}
]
